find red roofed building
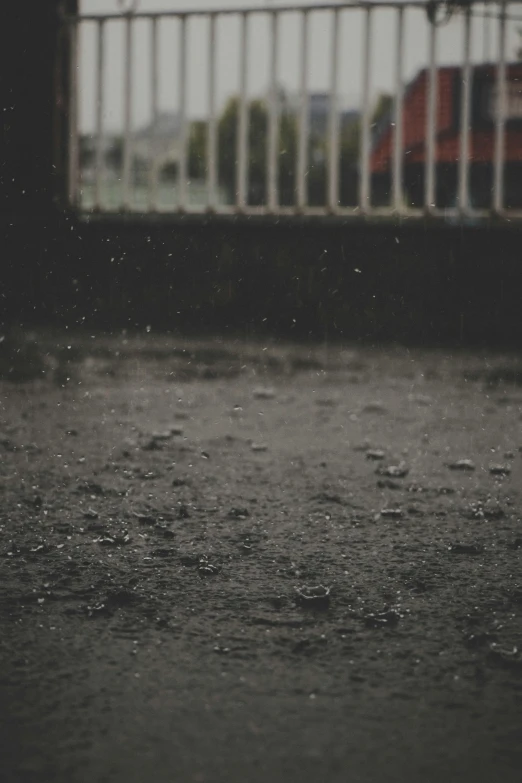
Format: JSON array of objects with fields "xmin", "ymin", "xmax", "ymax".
[{"xmin": 371, "ymin": 63, "xmax": 522, "ymax": 208}]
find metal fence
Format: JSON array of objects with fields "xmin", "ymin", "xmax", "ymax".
[{"xmin": 65, "ymin": 1, "xmax": 522, "ymax": 221}]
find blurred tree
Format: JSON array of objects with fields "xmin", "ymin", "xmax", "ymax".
[
  {"xmin": 132, "ymin": 154, "xmax": 149, "ymax": 185},
  {"xmin": 372, "ymin": 93, "xmax": 393, "ymax": 127},
  {"xmin": 105, "ymin": 137, "xmax": 123, "ymax": 170},
  {"xmin": 278, "ymin": 108, "xmax": 298, "ymax": 205},
  {"xmin": 217, "ymin": 97, "xmax": 269, "ymax": 205},
  {"xmin": 188, "ymin": 121, "xmax": 207, "ymax": 180},
  {"xmin": 160, "ymin": 160, "xmax": 179, "ymax": 181},
  {"xmin": 186, "ymin": 92, "xmax": 387, "ymax": 207},
  {"xmin": 339, "ymin": 119, "xmax": 361, "ymax": 206},
  {"xmin": 217, "ymin": 96, "xmax": 309, "ymax": 206},
  {"xmin": 79, "ymin": 135, "xmax": 94, "ymax": 169}
]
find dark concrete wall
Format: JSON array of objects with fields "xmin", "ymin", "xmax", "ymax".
[{"xmin": 2, "ymin": 216, "xmax": 521, "ymax": 347}]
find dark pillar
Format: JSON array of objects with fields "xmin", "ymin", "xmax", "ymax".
[{"xmin": 0, "ymin": 0, "xmax": 77, "ymax": 217}]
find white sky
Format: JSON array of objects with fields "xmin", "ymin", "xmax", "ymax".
[{"xmin": 78, "ymin": 0, "xmax": 520, "ymax": 132}]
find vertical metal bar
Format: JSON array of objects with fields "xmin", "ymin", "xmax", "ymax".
[
  {"xmin": 328, "ymin": 8, "xmax": 340, "ymax": 212},
  {"xmin": 267, "ymin": 11, "xmax": 279, "ymax": 211},
  {"xmin": 359, "ymin": 7, "xmax": 372, "ymax": 212},
  {"xmin": 178, "ymin": 15, "xmax": 188, "ymax": 210},
  {"xmin": 237, "ymin": 13, "xmax": 249, "ymax": 209},
  {"xmin": 425, "ymin": 16, "xmax": 438, "ymax": 211},
  {"xmin": 94, "ymin": 19, "xmax": 105, "ymax": 211},
  {"xmin": 207, "ymin": 14, "xmax": 218, "ymax": 210},
  {"xmin": 483, "ymin": 11, "xmax": 491, "ymax": 62},
  {"xmin": 122, "ymin": 14, "xmax": 133, "ymax": 210},
  {"xmin": 148, "ymin": 16, "xmax": 159, "ymax": 212},
  {"xmin": 67, "ymin": 20, "xmax": 79, "ymax": 208},
  {"xmin": 493, "ymin": 2, "xmax": 507, "ymax": 213},
  {"xmin": 297, "ymin": 9, "xmax": 309, "ymax": 210},
  {"xmin": 458, "ymin": 6, "xmax": 472, "ymax": 213},
  {"xmin": 392, "ymin": 6, "xmax": 404, "ymax": 211}
]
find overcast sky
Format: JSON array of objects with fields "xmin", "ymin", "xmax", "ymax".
[{"xmin": 78, "ymin": 0, "xmax": 520, "ymax": 133}]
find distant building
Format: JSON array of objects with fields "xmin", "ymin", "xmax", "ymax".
[
  {"xmin": 309, "ymin": 93, "xmax": 330, "ymax": 135},
  {"xmin": 370, "ymin": 63, "xmax": 522, "ymax": 207},
  {"xmin": 372, "ymin": 63, "xmax": 522, "ymax": 172},
  {"xmin": 132, "ymin": 112, "xmax": 183, "ymax": 170},
  {"xmin": 79, "ymin": 135, "xmax": 119, "ymax": 183}
]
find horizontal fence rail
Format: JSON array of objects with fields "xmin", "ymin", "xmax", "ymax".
[{"xmin": 65, "ymin": 1, "xmax": 522, "ymax": 222}]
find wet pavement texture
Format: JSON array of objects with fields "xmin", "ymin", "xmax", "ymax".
[{"xmin": 1, "ymin": 333, "xmax": 522, "ymax": 782}]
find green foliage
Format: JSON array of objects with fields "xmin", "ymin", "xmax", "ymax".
[
  {"xmin": 217, "ymin": 97, "xmax": 269, "ymax": 205},
  {"xmin": 216, "ymin": 95, "xmax": 326, "ymax": 206},
  {"xmin": 160, "ymin": 160, "xmax": 179, "ymax": 182},
  {"xmin": 185, "ymin": 91, "xmax": 389, "ymax": 207},
  {"xmin": 188, "ymin": 121, "xmax": 207, "ymax": 180},
  {"xmin": 372, "ymin": 93, "xmax": 393, "ymax": 126},
  {"xmin": 105, "ymin": 137, "xmax": 123, "ymax": 170},
  {"xmin": 79, "ymin": 135, "xmax": 94, "ymax": 169},
  {"xmin": 132, "ymin": 155, "xmax": 149, "ymax": 186}
]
